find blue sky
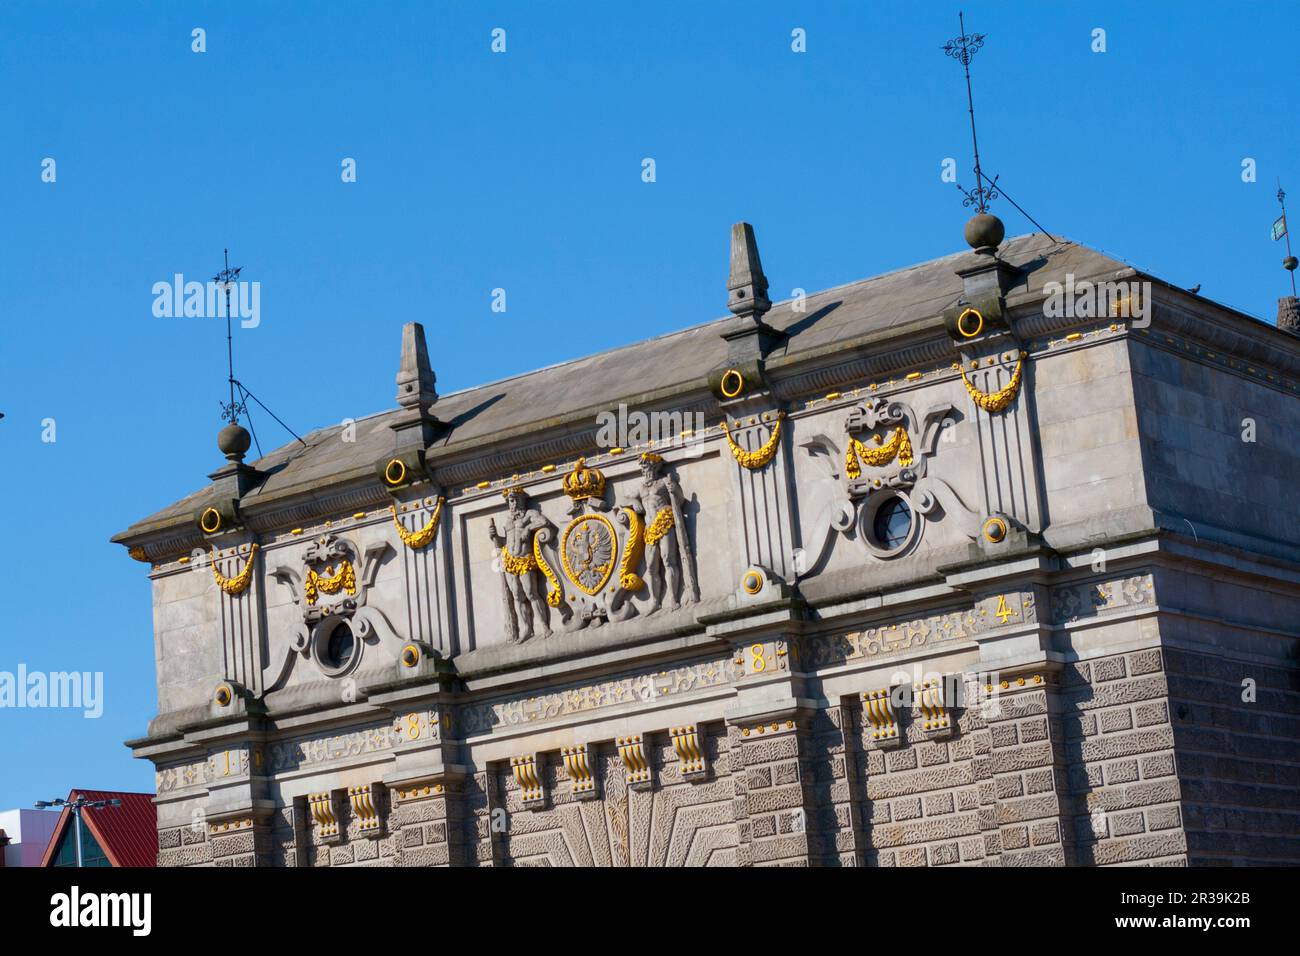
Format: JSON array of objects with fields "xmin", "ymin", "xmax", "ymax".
[{"xmin": 0, "ymin": 0, "xmax": 1295, "ymax": 812}]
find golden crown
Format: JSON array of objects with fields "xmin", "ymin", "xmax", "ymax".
[{"xmin": 562, "ymin": 457, "xmax": 606, "ymax": 500}]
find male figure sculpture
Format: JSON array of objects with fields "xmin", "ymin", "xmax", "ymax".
[
  {"xmin": 622, "ymin": 453, "xmax": 699, "ymax": 613},
  {"xmin": 488, "ymin": 487, "xmax": 552, "ymax": 642}
]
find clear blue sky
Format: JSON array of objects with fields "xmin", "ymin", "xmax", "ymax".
[{"xmin": 1, "ymin": 1, "xmax": 1294, "ymax": 811}]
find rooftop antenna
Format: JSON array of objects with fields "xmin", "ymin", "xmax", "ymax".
[
  {"xmin": 1274, "ymin": 182, "xmax": 1297, "ymax": 296},
  {"xmin": 942, "ymin": 12, "xmax": 1058, "ymax": 244},
  {"xmin": 211, "ymin": 249, "xmax": 306, "ymax": 457}
]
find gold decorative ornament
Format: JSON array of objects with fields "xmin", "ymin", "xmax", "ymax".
[
  {"xmin": 499, "ymin": 547, "xmax": 537, "ymax": 576},
  {"xmin": 214, "ymin": 684, "xmax": 233, "ymax": 707},
  {"xmin": 390, "ymin": 497, "xmax": 444, "ymax": 550},
  {"xmin": 982, "ymin": 515, "xmax": 1008, "ymax": 543},
  {"xmin": 400, "ymin": 644, "xmax": 420, "ymax": 668},
  {"xmin": 670, "ymin": 725, "xmax": 707, "ymax": 778},
  {"xmin": 212, "ymin": 543, "xmax": 259, "ymax": 596},
  {"xmin": 304, "ymin": 560, "xmax": 357, "ymax": 606},
  {"xmin": 644, "ymin": 506, "xmax": 674, "ymax": 546},
  {"xmin": 914, "ymin": 679, "xmax": 951, "ymax": 732},
  {"xmin": 962, "ymin": 355, "xmax": 1024, "ymax": 413},
  {"xmin": 499, "ymin": 526, "xmax": 564, "ymax": 606},
  {"xmin": 510, "ymin": 755, "xmax": 544, "ymax": 804},
  {"xmin": 616, "ymin": 735, "xmax": 651, "ymax": 786},
  {"xmin": 956, "ymin": 307, "xmax": 985, "ymax": 338},
  {"xmin": 309, "ymin": 792, "xmax": 339, "ymax": 838},
  {"xmin": 384, "ymin": 458, "xmax": 407, "ymax": 486},
  {"xmin": 721, "ymin": 411, "xmax": 785, "ymax": 470},
  {"xmin": 844, "ymin": 428, "xmax": 914, "ymax": 480},
  {"xmin": 127, "ymin": 546, "xmax": 149, "ymax": 563},
  {"xmin": 561, "ymin": 744, "xmax": 596, "ymax": 795},
  {"xmin": 348, "ymin": 785, "xmax": 382, "ymax": 834},
  {"xmin": 640, "ymin": 451, "xmax": 663, "ymax": 464},
  {"xmin": 562, "ymin": 457, "xmax": 606, "ymax": 500},
  {"xmin": 618, "ymin": 506, "xmax": 645, "ymax": 591},
  {"xmin": 742, "ymin": 569, "xmax": 763, "ymax": 595},
  {"xmin": 560, "ymin": 513, "xmax": 617, "ymax": 596},
  {"xmin": 199, "ymin": 507, "xmax": 223, "ymax": 534},
  {"xmin": 719, "ymin": 368, "xmax": 745, "ymax": 398}
]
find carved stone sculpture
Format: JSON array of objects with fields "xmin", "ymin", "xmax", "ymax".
[
  {"xmin": 620, "ymin": 453, "xmax": 699, "ymax": 613},
  {"xmin": 489, "ymin": 487, "xmax": 554, "ymax": 642}
]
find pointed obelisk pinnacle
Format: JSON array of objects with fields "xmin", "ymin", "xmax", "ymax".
[
  {"xmin": 727, "ymin": 222, "xmax": 772, "ymax": 321},
  {"xmin": 395, "ymin": 322, "xmax": 439, "ymax": 411}
]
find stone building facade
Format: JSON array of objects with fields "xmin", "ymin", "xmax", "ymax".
[{"xmin": 115, "ymin": 219, "xmax": 1300, "ymax": 866}]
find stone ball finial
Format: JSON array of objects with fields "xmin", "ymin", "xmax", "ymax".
[
  {"xmin": 964, "ymin": 212, "xmax": 1005, "ymax": 254},
  {"xmin": 1284, "ymin": 255, "xmax": 1298, "ymax": 272},
  {"xmin": 218, "ymin": 422, "xmax": 252, "ymax": 463}
]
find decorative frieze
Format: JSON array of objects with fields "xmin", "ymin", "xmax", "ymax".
[
  {"xmin": 800, "ymin": 608, "xmax": 987, "ymax": 670},
  {"xmin": 1051, "ymin": 574, "xmax": 1154, "ymax": 624},
  {"xmin": 458, "ymin": 652, "xmax": 740, "ymax": 736}
]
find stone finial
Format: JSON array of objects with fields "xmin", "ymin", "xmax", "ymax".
[
  {"xmin": 964, "ymin": 212, "xmax": 1005, "ymax": 256},
  {"xmin": 727, "ymin": 222, "xmax": 771, "ymax": 320},
  {"xmin": 217, "ymin": 422, "xmax": 251, "ymax": 464},
  {"xmin": 395, "ymin": 322, "xmax": 438, "ymax": 410},
  {"xmin": 1279, "ymin": 296, "xmax": 1300, "ymax": 336}
]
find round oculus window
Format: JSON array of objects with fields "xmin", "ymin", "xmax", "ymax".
[{"xmin": 872, "ymin": 496, "xmax": 913, "ymax": 552}]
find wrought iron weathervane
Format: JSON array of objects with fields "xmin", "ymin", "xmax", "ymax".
[
  {"xmin": 943, "ymin": 11, "xmax": 998, "ymax": 213},
  {"xmin": 212, "ymin": 248, "xmax": 246, "ymax": 425},
  {"xmin": 1275, "ymin": 183, "xmax": 1297, "ymax": 296},
  {"xmin": 210, "ymin": 248, "xmax": 305, "ymax": 454}
]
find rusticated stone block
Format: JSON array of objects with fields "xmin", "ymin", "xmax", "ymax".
[
  {"xmin": 929, "ymin": 841, "xmax": 960, "ymax": 865},
  {"xmin": 1093, "ymin": 657, "xmax": 1127, "ymax": 682},
  {"xmin": 896, "ymin": 847, "xmax": 927, "ymax": 867},
  {"xmin": 893, "ymin": 797, "xmax": 922, "ymax": 821},
  {"xmin": 1103, "ymin": 759, "xmax": 1140, "ymax": 785},
  {"xmin": 885, "ymin": 748, "xmax": 918, "ymax": 772},
  {"xmin": 1128, "ymin": 649, "xmax": 1163, "ymax": 675}
]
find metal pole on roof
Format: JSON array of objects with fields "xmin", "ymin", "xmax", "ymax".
[{"xmin": 34, "ymin": 795, "xmax": 122, "ymax": 867}]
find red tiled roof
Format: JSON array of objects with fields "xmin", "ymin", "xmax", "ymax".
[{"xmin": 40, "ymin": 789, "xmax": 157, "ymax": 868}]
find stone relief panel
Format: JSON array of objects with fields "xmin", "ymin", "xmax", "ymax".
[{"xmin": 494, "ymin": 730, "xmax": 737, "ymax": 866}]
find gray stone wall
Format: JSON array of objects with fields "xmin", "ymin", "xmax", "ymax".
[{"xmin": 1164, "ymin": 646, "xmax": 1300, "ymax": 865}]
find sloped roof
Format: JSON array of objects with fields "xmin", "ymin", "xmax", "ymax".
[
  {"xmin": 39, "ymin": 790, "xmax": 157, "ymax": 868},
  {"xmin": 116, "ymin": 234, "xmax": 1134, "ymax": 537}
]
